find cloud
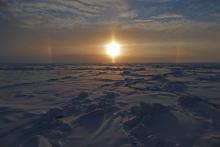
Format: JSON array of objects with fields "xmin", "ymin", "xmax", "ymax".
[
  {"xmin": 132, "ymin": 0, "xmax": 178, "ymax": 3},
  {"xmin": 118, "ymin": 4, "xmax": 138, "ymax": 19},
  {"xmin": 0, "ymin": 0, "xmax": 7, "ymax": 7},
  {"xmin": 0, "ymin": 0, "xmax": 138, "ymax": 28},
  {"xmin": 152, "ymin": 13, "xmax": 184, "ymax": 19},
  {"xmin": 0, "ymin": 0, "xmax": 219, "ymax": 29},
  {"xmin": 127, "ymin": 0, "xmax": 220, "ymax": 22},
  {"xmin": 0, "ymin": 0, "xmax": 109, "ymax": 28}
]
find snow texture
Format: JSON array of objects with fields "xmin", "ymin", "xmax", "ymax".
[{"xmin": 0, "ymin": 63, "xmax": 220, "ymax": 147}]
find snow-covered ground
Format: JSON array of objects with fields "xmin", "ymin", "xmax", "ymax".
[{"xmin": 0, "ymin": 63, "xmax": 220, "ymax": 147}]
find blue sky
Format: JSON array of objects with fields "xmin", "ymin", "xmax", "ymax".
[{"xmin": 0, "ymin": 0, "xmax": 220, "ymax": 63}]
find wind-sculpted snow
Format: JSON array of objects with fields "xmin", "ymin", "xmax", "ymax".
[{"xmin": 0, "ymin": 64, "xmax": 220, "ymax": 147}]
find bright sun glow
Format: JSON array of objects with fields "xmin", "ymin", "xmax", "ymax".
[{"xmin": 106, "ymin": 41, "xmax": 121, "ymax": 63}]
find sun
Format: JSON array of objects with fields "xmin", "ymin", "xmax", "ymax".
[{"xmin": 105, "ymin": 41, "xmax": 121, "ymax": 63}]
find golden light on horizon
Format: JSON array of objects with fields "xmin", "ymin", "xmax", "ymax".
[{"xmin": 105, "ymin": 41, "xmax": 121, "ymax": 63}]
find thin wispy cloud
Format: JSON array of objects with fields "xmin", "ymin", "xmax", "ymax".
[
  {"xmin": 0, "ymin": 0, "xmax": 135, "ymax": 28},
  {"xmin": 152, "ymin": 13, "xmax": 184, "ymax": 19},
  {"xmin": 0, "ymin": 0, "xmax": 219, "ymax": 29}
]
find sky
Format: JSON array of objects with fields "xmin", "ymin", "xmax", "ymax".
[{"xmin": 0, "ymin": 0, "xmax": 220, "ymax": 63}]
